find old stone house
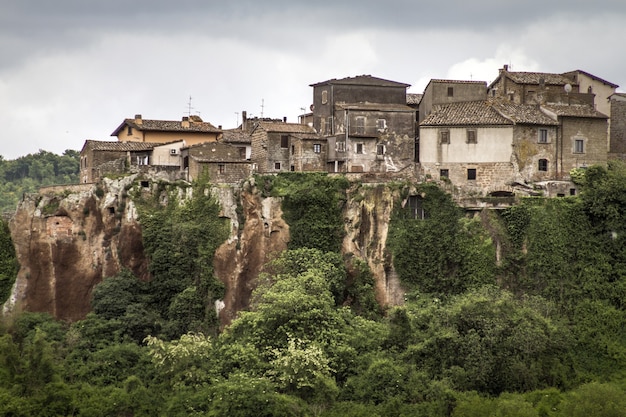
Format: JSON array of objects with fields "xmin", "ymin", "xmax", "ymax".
[
  {"xmin": 79, "ymin": 140, "xmax": 160, "ymax": 183},
  {"xmin": 250, "ymin": 120, "xmax": 320, "ymax": 173},
  {"xmin": 420, "ymin": 100, "xmax": 564, "ymax": 195},
  {"xmin": 181, "ymin": 140, "xmax": 252, "ymax": 184},
  {"xmin": 111, "ymin": 114, "xmax": 222, "ymax": 146},
  {"xmin": 418, "ymin": 79, "xmax": 488, "ymax": 123},
  {"xmin": 309, "ymin": 75, "xmax": 417, "ymax": 173}
]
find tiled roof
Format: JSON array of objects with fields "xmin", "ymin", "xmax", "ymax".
[
  {"xmin": 220, "ymin": 129, "xmax": 251, "ymax": 144},
  {"xmin": 420, "ymin": 101, "xmax": 512, "ymax": 126},
  {"xmin": 505, "ymin": 71, "xmax": 576, "ymax": 86},
  {"xmin": 541, "ymin": 103, "xmax": 608, "ymax": 119},
  {"xmin": 336, "ymin": 103, "xmax": 416, "ymax": 112},
  {"xmin": 255, "ymin": 121, "xmax": 317, "ymax": 134},
  {"xmin": 491, "ymin": 101, "xmax": 559, "ymax": 125},
  {"xmin": 310, "ymin": 75, "xmax": 410, "ymax": 88},
  {"xmin": 82, "ymin": 140, "xmax": 160, "ymax": 152},
  {"xmin": 407, "ymin": 93, "xmax": 423, "ymax": 105},
  {"xmin": 111, "ymin": 117, "xmax": 221, "ymax": 136}
]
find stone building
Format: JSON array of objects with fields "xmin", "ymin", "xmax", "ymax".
[
  {"xmin": 419, "ymin": 79, "xmax": 487, "ymax": 123},
  {"xmin": 420, "ymin": 100, "xmax": 562, "ymax": 195},
  {"xmin": 79, "ymin": 140, "xmax": 159, "ymax": 183},
  {"xmin": 111, "ymin": 114, "xmax": 222, "ymax": 146},
  {"xmin": 182, "ymin": 141, "xmax": 252, "ymax": 184},
  {"xmin": 309, "ymin": 75, "xmax": 417, "ymax": 173},
  {"xmin": 250, "ymin": 120, "xmax": 320, "ymax": 173}
]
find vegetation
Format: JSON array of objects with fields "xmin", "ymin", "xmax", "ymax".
[
  {"xmin": 0, "ymin": 149, "xmax": 80, "ymax": 214},
  {"xmin": 3, "ymin": 163, "xmax": 626, "ymax": 415}
]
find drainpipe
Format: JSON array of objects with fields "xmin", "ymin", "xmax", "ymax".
[{"xmin": 345, "ymin": 108, "xmax": 349, "ymax": 173}]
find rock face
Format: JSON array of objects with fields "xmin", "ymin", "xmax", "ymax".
[
  {"xmin": 5, "ymin": 177, "xmax": 149, "ymax": 321},
  {"xmin": 4, "ymin": 176, "xmax": 405, "ymax": 323}
]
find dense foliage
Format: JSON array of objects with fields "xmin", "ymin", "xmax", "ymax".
[
  {"xmin": 3, "ymin": 163, "xmax": 626, "ymax": 415},
  {"xmin": 0, "ymin": 219, "xmax": 18, "ymax": 303},
  {"xmin": 0, "ymin": 150, "xmax": 80, "ymax": 214}
]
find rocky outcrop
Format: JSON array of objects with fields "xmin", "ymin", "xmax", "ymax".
[
  {"xmin": 4, "ymin": 176, "xmax": 405, "ymax": 323},
  {"xmin": 4, "ymin": 177, "xmax": 149, "ymax": 321}
]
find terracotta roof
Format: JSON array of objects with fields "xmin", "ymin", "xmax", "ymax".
[
  {"xmin": 491, "ymin": 101, "xmax": 559, "ymax": 125},
  {"xmin": 111, "ymin": 116, "xmax": 221, "ymax": 136},
  {"xmin": 337, "ymin": 102, "xmax": 416, "ymax": 112},
  {"xmin": 420, "ymin": 101, "xmax": 512, "ymax": 126},
  {"xmin": 406, "ymin": 93, "xmax": 423, "ymax": 105},
  {"xmin": 220, "ymin": 129, "xmax": 251, "ymax": 144},
  {"xmin": 541, "ymin": 103, "xmax": 608, "ymax": 119},
  {"xmin": 504, "ymin": 71, "xmax": 576, "ymax": 86},
  {"xmin": 310, "ymin": 74, "xmax": 410, "ymax": 88},
  {"xmin": 254, "ymin": 121, "xmax": 317, "ymax": 134},
  {"xmin": 82, "ymin": 140, "xmax": 160, "ymax": 152}
]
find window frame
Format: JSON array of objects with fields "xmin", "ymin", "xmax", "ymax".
[
  {"xmin": 440, "ymin": 130, "xmax": 450, "ymax": 145},
  {"xmin": 440, "ymin": 168, "xmax": 449, "ymax": 179},
  {"xmin": 466, "ymin": 129, "xmax": 477, "ymax": 144},
  {"xmin": 313, "ymin": 143, "xmax": 321, "ymax": 153},
  {"xmin": 280, "ymin": 135, "xmax": 289, "ymax": 149},
  {"xmin": 467, "ymin": 168, "xmax": 477, "ymax": 180},
  {"xmin": 574, "ymin": 138, "xmax": 585, "ymax": 154},
  {"xmin": 538, "ymin": 128, "xmax": 548, "ymax": 144},
  {"xmin": 355, "ymin": 116, "xmax": 366, "ymax": 135},
  {"xmin": 538, "ymin": 158, "xmax": 548, "ymax": 172},
  {"xmin": 355, "ymin": 143, "xmax": 364, "ymax": 154}
]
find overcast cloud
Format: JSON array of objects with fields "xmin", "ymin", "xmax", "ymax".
[{"xmin": 1, "ymin": 0, "xmax": 625, "ymax": 159}]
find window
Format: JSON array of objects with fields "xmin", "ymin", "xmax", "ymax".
[
  {"xmin": 336, "ymin": 141, "xmax": 346, "ymax": 152},
  {"xmin": 538, "ymin": 129, "xmax": 548, "ymax": 143},
  {"xmin": 408, "ymin": 195, "xmax": 427, "ymax": 220},
  {"xmin": 356, "ymin": 143, "xmax": 364, "ymax": 154},
  {"xmin": 440, "ymin": 130, "xmax": 450, "ymax": 144},
  {"xmin": 574, "ymin": 139, "xmax": 585, "ymax": 153},
  {"xmin": 376, "ymin": 119, "xmax": 387, "ymax": 131},
  {"xmin": 313, "ymin": 143, "xmax": 321, "ymax": 153},
  {"xmin": 376, "ymin": 144, "xmax": 385, "ymax": 155},
  {"xmin": 218, "ymin": 164, "xmax": 225, "ymax": 174},
  {"xmin": 281, "ymin": 135, "xmax": 289, "ymax": 148},
  {"xmin": 440, "ymin": 169, "xmax": 449, "ymax": 178},
  {"xmin": 327, "ymin": 117, "xmax": 333, "ymax": 134},
  {"xmin": 291, "ymin": 145, "xmax": 295, "ymax": 154},
  {"xmin": 355, "ymin": 116, "xmax": 365, "ymax": 135},
  {"xmin": 274, "ymin": 162, "xmax": 281, "ymax": 170},
  {"xmin": 447, "ymin": 86, "xmax": 454, "ymax": 97},
  {"xmin": 321, "ymin": 90, "xmax": 328, "ymax": 104},
  {"xmin": 239, "ymin": 147, "xmax": 246, "ymax": 159},
  {"xmin": 467, "ymin": 168, "xmax": 477, "ymax": 180},
  {"xmin": 127, "ymin": 126, "xmax": 132, "ymax": 135},
  {"xmin": 570, "ymin": 188, "xmax": 577, "ymax": 196},
  {"xmin": 538, "ymin": 159, "xmax": 548, "ymax": 171},
  {"xmin": 290, "ymin": 165, "xmax": 295, "ymax": 171},
  {"xmin": 466, "ymin": 130, "xmax": 477, "ymax": 144}
]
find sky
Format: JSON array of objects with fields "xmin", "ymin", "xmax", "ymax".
[{"xmin": 1, "ymin": 0, "xmax": 626, "ymax": 159}]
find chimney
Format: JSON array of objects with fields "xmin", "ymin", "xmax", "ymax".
[
  {"xmin": 503, "ymin": 64, "xmax": 509, "ymax": 71},
  {"xmin": 218, "ymin": 125, "xmax": 222, "ymax": 130},
  {"xmin": 241, "ymin": 110, "xmax": 247, "ymax": 130},
  {"xmin": 283, "ymin": 116, "xmax": 287, "ymax": 123},
  {"xmin": 134, "ymin": 114, "xmax": 143, "ymax": 125},
  {"xmin": 182, "ymin": 116, "xmax": 190, "ymax": 128}
]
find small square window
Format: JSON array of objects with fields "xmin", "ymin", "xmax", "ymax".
[
  {"xmin": 281, "ymin": 135, "xmax": 289, "ymax": 148},
  {"xmin": 466, "ymin": 130, "xmax": 477, "ymax": 144},
  {"xmin": 356, "ymin": 143, "xmax": 364, "ymax": 154},
  {"xmin": 218, "ymin": 164, "xmax": 225, "ymax": 174},
  {"xmin": 440, "ymin": 130, "xmax": 450, "ymax": 144},
  {"xmin": 539, "ymin": 129, "xmax": 548, "ymax": 143},
  {"xmin": 440, "ymin": 169, "xmax": 449, "ymax": 178},
  {"xmin": 239, "ymin": 147, "xmax": 246, "ymax": 159},
  {"xmin": 321, "ymin": 90, "xmax": 328, "ymax": 104},
  {"xmin": 538, "ymin": 159, "xmax": 548, "ymax": 171},
  {"xmin": 336, "ymin": 142, "xmax": 345, "ymax": 152},
  {"xmin": 127, "ymin": 126, "xmax": 133, "ymax": 135},
  {"xmin": 467, "ymin": 168, "xmax": 477, "ymax": 180},
  {"xmin": 313, "ymin": 143, "xmax": 321, "ymax": 153},
  {"xmin": 570, "ymin": 188, "xmax": 576, "ymax": 196},
  {"xmin": 574, "ymin": 139, "xmax": 584, "ymax": 153},
  {"xmin": 274, "ymin": 162, "xmax": 281, "ymax": 170},
  {"xmin": 447, "ymin": 87, "xmax": 454, "ymax": 97},
  {"xmin": 376, "ymin": 119, "xmax": 387, "ymax": 131},
  {"xmin": 376, "ymin": 144, "xmax": 385, "ymax": 155}
]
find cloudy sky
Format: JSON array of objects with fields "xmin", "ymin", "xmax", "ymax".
[{"xmin": 1, "ymin": 0, "xmax": 625, "ymax": 159}]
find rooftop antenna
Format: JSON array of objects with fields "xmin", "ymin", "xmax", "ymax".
[
  {"xmin": 260, "ymin": 99, "xmax": 265, "ymax": 118},
  {"xmin": 186, "ymin": 95, "xmax": 195, "ymax": 117}
]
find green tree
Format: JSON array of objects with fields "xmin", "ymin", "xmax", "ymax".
[{"xmin": 0, "ymin": 219, "xmax": 18, "ymax": 303}]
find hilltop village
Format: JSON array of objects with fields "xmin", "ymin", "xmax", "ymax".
[{"xmin": 80, "ymin": 65, "xmax": 626, "ymax": 203}]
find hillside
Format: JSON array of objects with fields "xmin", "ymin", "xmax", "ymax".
[{"xmin": 1, "ymin": 164, "xmax": 626, "ymax": 415}]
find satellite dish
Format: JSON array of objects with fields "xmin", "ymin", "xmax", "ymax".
[{"xmin": 564, "ymin": 83, "xmax": 572, "ymax": 94}]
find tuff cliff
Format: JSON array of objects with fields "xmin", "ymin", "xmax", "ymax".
[{"xmin": 3, "ymin": 176, "xmax": 405, "ymax": 324}]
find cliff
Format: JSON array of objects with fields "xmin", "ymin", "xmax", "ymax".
[{"xmin": 3, "ymin": 175, "xmax": 405, "ymax": 324}]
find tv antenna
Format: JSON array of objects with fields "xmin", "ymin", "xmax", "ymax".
[{"xmin": 260, "ymin": 99, "xmax": 265, "ymax": 118}]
